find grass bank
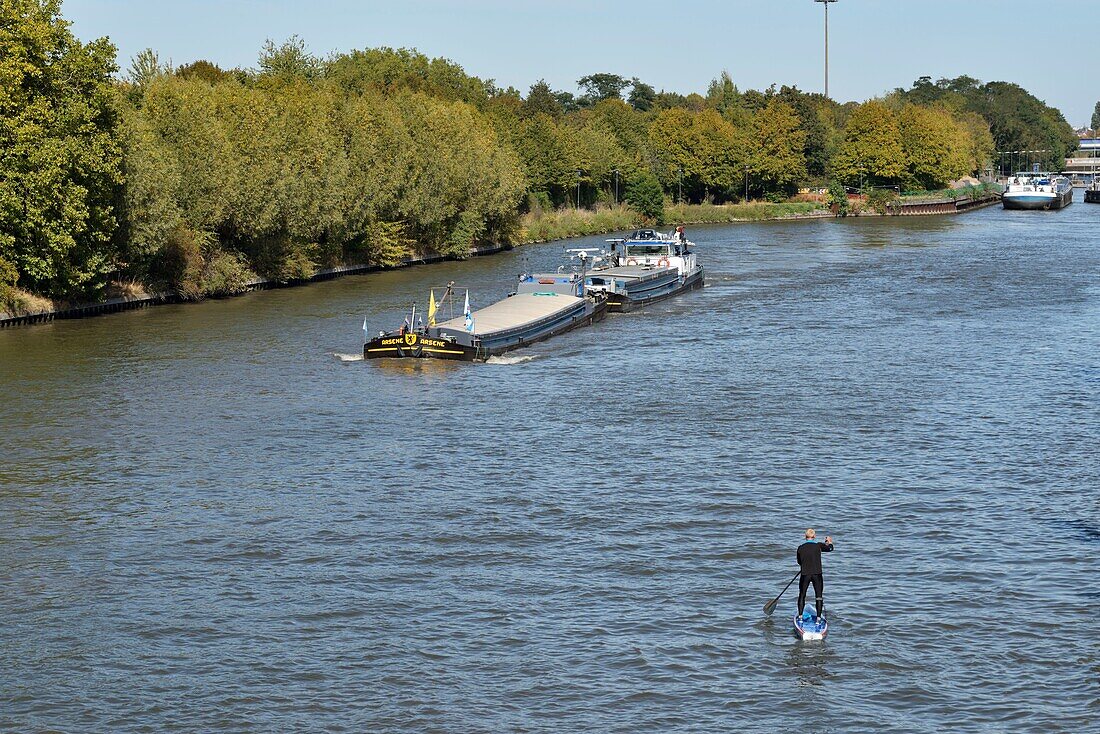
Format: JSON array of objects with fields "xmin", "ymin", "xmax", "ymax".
[
  {"xmin": 518, "ymin": 201, "xmax": 826, "ymax": 244},
  {"xmin": 665, "ymin": 201, "xmax": 825, "ymax": 223},
  {"xmin": 900, "ymin": 182, "xmax": 1003, "ymax": 202}
]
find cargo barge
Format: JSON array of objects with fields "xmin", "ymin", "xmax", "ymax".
[{"xmin": 364, "ymin": 258, "xmax": 607, "ymax": 362}]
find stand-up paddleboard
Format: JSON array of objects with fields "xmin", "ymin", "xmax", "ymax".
[{"xmin": 793, "ymin": 611, "xmax": 828, "ymax": 640}]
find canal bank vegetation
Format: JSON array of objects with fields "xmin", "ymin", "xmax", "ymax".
[{"xmin": 0, "ymin": 2, "xmax": 1080, "ymax": 314}]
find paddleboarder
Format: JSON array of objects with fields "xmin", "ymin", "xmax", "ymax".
[{"xmin": 797, "ymin": 529, "xmax": 833, "ymax": 620}]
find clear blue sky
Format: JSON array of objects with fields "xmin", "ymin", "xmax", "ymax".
[{"xmin": 66, "ymin": 0, "xmax": 1099, "ymax": 126}]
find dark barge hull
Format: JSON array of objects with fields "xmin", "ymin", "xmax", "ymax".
[
  {"xmin": 607, "ymin": 269, "xmax": 705, "ymax": 312},
  {"xmin": 365, "ymin": 298, "xmax": 608, "ymax": 362},
  {"xmin": 1085, "ymin": 190, "xmax": 1100, "ymax": 203}
]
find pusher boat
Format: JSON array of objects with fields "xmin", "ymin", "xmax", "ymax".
[{"xmin": 584, "ymin": 227, "xmax": 704, "ymax": 312}]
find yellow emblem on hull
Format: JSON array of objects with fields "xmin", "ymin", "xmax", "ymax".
[{"xmin": 404, "ymin": 332, "xmax": 418, "ymax": 347}]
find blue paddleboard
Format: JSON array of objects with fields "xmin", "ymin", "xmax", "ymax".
[{"xmin": 793, "ymin": 611, "xmax": 828, "ymax": 640}]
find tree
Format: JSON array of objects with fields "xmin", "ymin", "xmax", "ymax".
[
  {"xmin": 128, "ymin": 48, "xmax": 169, "ymax": 89},
  {"xmin": 899, "ymin": 105, "xmax": 969, "ymax": 190},
  {"xmin": 512, "ymin": 113, "xmax": 573, "ymax": 206},
  {"xmin": 625, "ymin": 171, "xmax": 664, "ymax": 222},
  {"xmin": 833, "ymin": 101, "xmax": 906, "ymax": 185},
  {"xmin": 325, "ymin": 47, "xmax": 488, "ymax": 105},
  {"xmin": 647, "ymin": 108, "xmax": 702, "ymax": 198},
  {"xmin": 750, "ymin": 99, "xmax": 807, "ymax": 194},
  {"xmin": 627, "ymin": 78, "xmax": 656, "ymax": 112},
  {"xmin": 176, "ymin": 60, "xmax": 230, "ymax": 84},
  {"xmin": 524, "ymin": 80, "xmax": 562, "ymax": 118},
  {"xmin": 258, "ymin": 36, "xmax": 321, "ymax": 80},
  {"xmin": 577, "ymin": 73, "xmax": 629, "ymax": 105},
  {"xmin": 706, "ymin": 71, "xmax": 742, "ymax": 114},
  {"xmin": 0, "ymin": 0, "xmax": 123, "ymax": 298},
  {"xmin": 1092, "ymin": 101, "xmax": 1100, "ymax": 131}
]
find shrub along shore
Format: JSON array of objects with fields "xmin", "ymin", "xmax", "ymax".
[{"xmin": 1, "ymin": 3, "xmax": 1077, "ymax": 320}]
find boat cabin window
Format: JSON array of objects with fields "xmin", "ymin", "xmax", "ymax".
[
  {"xmin": 626, "ymin": 243, "xmax": 670, "ymax": 257},
  {"xmin": 628, "ymin": 229, "xmax": 658, "ymax": 240}
]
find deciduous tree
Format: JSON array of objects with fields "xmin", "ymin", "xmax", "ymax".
[
  {"xmin": 0, "ymin": 0, "xmax": 123, "ymax": 298},
  {"xmin": 834, "ymin": 101, "xmax": 906, "ymax": 185}
]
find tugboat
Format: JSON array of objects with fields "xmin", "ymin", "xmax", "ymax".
[
  {"xmin": 583, "ymin": 227, "xmax": 704, "ymax": 312},
  {"xmin": 364, "ymin": 252, "xmax": 607, "ymax": 362},
  {"xmin": 1002, "ymin": 172, "xmax": 1074, "ymax": 210}
]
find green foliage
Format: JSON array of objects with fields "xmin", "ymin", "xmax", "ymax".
[
  {"xmin": 866, "ymin": 187, "xmax": 899, "ymax": 214},
  {"xmin": 750, "ymin": 98, "xmax": 807, "ymax": 194},
  {"xmin": 577, "ymin": 73, "xmax": 630, "ymax": 105},
  {"xmin": 0, "ymin": 254, "xmax": 18, "ymax": 312},
  {"xmin": 6, "ymin": 5, "xmax": 1080, "ymax": 307},
  {"xmin": 175, "ymin": 60, "xmax": 231, "ymax": 84},
  {"xmin": 899, "ymin": 105, "xmax": 969, "ymax": 190},
  {"xmin": 834, "ymin": 101, "xmax": 906, "ymax": 185},
  {"xmin": 628, "ymin": 79, "xmax": 656, "ymax": 112},
  {"xmin": 625, "ymin": 172, "xmax": 665, "ymax": 223},
  {"xmin": 325, "ymin": 47, "xmax": 489, "ymax": 105},
  {"xmin": 524, "ymin": 80, "xmax": 562, "ymax": 118},
  {"xmin": 706, "ymin": 71, "xmax": 742, "ymax": 114},
  {"xmin": 827, "ymin": 180, "xmax": 850, "ymax": 216},
  {"xmin": 897, "ymin": 75, "xmax": 1076, "ymax": 171},
  {"xmin": 1093, "ymin": 101, "xmax": 1100, "ymax": 131},
  {"xmin": 0, "ymin": 0, "xmax": 123, "ymax": 299},
  {"xmin": 202, "ymin": 250, "xmax": 255, "ymax": 297},
  {"xmin": 258, "ymin": 36, "xmax": 321, "ymax": 80}
]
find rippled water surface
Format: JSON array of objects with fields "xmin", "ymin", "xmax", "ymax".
[{"xmin": 2, "ymin": 199, "xmax": 1098, "ymax": 732}]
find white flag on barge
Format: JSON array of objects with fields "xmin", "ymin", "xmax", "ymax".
[{"xmin": 463, "ymin": 291, "xmax": 474, "ymax": 333}]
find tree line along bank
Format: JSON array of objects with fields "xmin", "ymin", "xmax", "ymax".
[{"xmin": 0, "ymin": 1, "xmax": 1081, "ymax": 311}]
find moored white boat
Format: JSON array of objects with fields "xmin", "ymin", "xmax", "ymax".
[{"xmin": 1002, "ymin": 172, "xmax": 1073, "ymax": 210}]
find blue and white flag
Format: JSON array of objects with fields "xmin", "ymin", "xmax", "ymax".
[{"xmin": 463, "ymin": 291, "xmax": 474, "ymax": 333}]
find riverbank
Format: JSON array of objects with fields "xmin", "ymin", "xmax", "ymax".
[{"xmin": 0, "ymin": 196, "xmax": 995, "ymax": 329}]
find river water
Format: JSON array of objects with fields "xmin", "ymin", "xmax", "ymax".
[{"xmin": 2, "ymin": 198, "xmax": 1097, "ymax": 732}]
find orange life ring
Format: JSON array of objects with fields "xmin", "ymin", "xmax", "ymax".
[
  {"xmin": 657, "ymin": 257, "xmax": 670, "ymax": 268},
  {"xmin": 626, "ymin": 258, "xmax": 638, "ymax": 266}
]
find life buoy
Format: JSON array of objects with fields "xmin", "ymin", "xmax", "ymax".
[
  {"xmin": 657, "ymin": 257, "xmax": 670, "ymax": 268},
  {"xmin": 626, "ymin": 258, "xmax": 638, "ymax": 266}
]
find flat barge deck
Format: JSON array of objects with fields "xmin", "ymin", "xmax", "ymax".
[{"xmin": 365, "ymin": 271, "xmax": 607, "ymax": 362}]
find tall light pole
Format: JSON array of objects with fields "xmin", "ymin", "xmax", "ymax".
[{"xmin": 815, "ymin": 0, "xmax": 837, "ymax": 99}]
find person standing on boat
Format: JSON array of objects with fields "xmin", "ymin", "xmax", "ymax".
[{"xmin": 797, "ymin": 529, "xmax": 833, "ymax": 619}]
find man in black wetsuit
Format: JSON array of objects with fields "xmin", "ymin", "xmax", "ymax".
[{"xmin": 797, "ymin": 528, "xmax": 834, "ymax": 619}]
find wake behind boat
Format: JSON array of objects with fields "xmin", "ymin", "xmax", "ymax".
[
  {"xmin": 584, "ymin": 227, "xmax": 704, "ymax": 311},
  {"xmin": 364, "ymin": 253, "xmax": 607, "ymax": 362},
  {"xmin": 1002, "ymin": 172, "xmax": 1073, "ymax": 210}
]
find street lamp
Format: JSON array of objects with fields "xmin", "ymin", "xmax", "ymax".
[{"xmin": 814, "ymin": 0, "xmax": 838, "ymax": 99}]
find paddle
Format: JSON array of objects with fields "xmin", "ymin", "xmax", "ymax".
[{"xmin": 763, "ymin": 571, "xmax": 800, "ymax": 616}]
